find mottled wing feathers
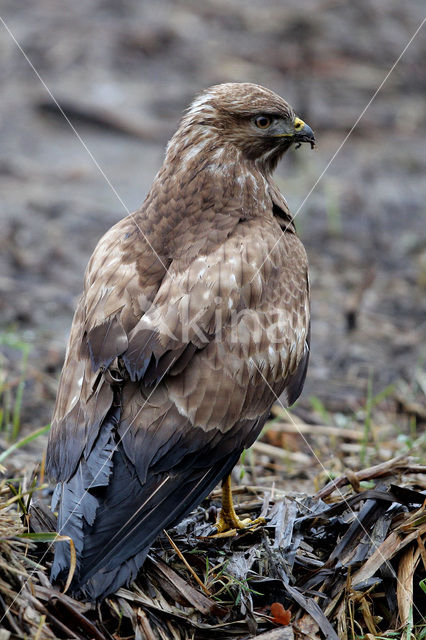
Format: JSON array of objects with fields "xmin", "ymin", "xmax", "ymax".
[
  {"xmin": 48, "ymin": 213, "xmax": 309, "ymax": 482},
  {"xmin": 117, "ymin": 218, "xmax": 309, "ymax": 485},
  {"xmin": 47, "ymin": 217, "xmax": 164, "ymax": 480}
]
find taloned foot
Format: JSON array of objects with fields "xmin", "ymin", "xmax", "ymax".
[{"xmin": 213, "ymin": 474, "xmax": 266, "ymax": 536}]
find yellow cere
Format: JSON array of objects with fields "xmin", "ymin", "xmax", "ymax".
[{"xmin": 293, "ymin": 117, "xmax": 306, "ymax": 130}]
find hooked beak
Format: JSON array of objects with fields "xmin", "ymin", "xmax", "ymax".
[{"xmin": 293, "ymin": 116, "xmax": 315, "ymax": 146}]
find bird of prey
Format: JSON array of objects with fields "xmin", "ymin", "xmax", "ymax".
[{"xmin": 46, "ymin": 82, "xmax": 315, "ymax": 600}]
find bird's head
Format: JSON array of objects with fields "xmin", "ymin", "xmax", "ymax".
[{"xmin": 181, "ymin": 82, "xmax": 315, "ymax": 173}]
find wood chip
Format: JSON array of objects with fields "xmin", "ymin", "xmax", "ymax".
[{"xmin": 397, "ymin": 545, "xmax": 416, "ymax": 627}]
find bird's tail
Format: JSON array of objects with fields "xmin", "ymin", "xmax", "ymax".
[{"xmin": 51, "ymin": 408, "xmax": 239, "ymax": 600}]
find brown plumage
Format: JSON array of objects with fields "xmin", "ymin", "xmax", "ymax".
[{"xmin": 46, "ymin": 82, "xmax": 315, "ymax": 600}]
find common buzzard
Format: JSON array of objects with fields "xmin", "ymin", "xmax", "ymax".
[{"xmin": 46, "ymin": 82, "xmax": 315, "ymax": 600}]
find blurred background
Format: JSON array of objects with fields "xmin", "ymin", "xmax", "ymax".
[{"xmin": 0, "ymin": 0, "xmax": 425, "ymax": 475}]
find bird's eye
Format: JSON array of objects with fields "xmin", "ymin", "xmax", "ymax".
[{"xmin": 254, "ymin": 115, "xmax": 272, "ymax": 130}]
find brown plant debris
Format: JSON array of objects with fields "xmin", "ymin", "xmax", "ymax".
[{"xmin": 0, "ymin": 456, "xmax": 425, "ymax": 639}]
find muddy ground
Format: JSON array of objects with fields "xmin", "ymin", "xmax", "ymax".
[{"xmin": 0, "ymin": 0, "xmax": 425, "ymax": 471}]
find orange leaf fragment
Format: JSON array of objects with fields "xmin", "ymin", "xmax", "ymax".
[{"xmin": 270, "ymin": 602, "xmax": 291, "ymax": 626}]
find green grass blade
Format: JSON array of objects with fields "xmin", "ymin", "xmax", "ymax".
[{"xmin": 0, "ymin": 424, "xmax": 50, "ymax": 464}]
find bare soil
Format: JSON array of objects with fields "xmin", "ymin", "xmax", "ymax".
[{"xmin": 1, "ymin": 0, "xmax": 425, "ymax": 473}]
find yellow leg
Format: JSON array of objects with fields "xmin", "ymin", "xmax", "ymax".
[{"xmin": 215, "ymin": 474, "xmax": 266, "ymax": 534}]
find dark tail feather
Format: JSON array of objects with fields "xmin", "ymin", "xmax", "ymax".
[
  {"xmin": 51, "ymin": 413, "xmax": 240, "ymax": 601},
  {"xmin": 78, "ymin": 449, "xmax": 240, "ymax": 600},
  {"xmin": 51, "ymin": 410, "xmax": 117, "ymax": 584}
]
